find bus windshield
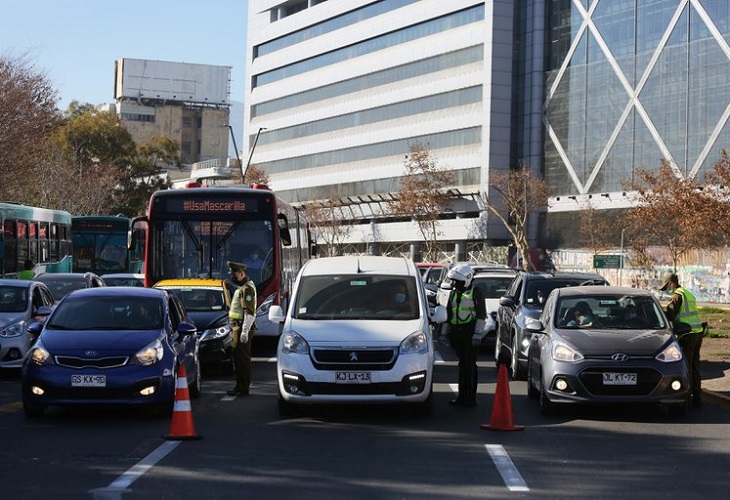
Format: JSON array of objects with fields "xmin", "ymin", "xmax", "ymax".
[{"xmin": 151, "ymin": 218, "xmax": 274, "ymax": 284}]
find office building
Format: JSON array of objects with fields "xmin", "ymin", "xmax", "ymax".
[{"xmin": 244, "ymin": 0, "xmax": 730, "ymax": 257}]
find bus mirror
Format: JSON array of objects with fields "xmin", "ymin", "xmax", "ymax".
[{"xmin": 278, "ymin": 214, "xmax": 292, "ymax": 246}]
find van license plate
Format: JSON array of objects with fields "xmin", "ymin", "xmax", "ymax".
[
  {"xmin": 72, "ymin": 375, "xmax": 106, "ymax": 387},
  {"xmin": 602, "ymin": 372, "xmax": 636, "ymax": 385},
  {"xmin": 335, "ymin": 372, "xmax": 371, "ymax": 384}
]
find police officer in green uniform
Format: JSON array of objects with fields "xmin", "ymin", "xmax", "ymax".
[
  {"xmin": 227, "ymin": 261, "xmax": 257, "ymax": 397},
  {"xmin": 446, "ymin": 264, "xmax": 486, "ymax": 408},
  {"xmin": 661, "ymin": 272, "xmax": 705, "ymax": 407}
]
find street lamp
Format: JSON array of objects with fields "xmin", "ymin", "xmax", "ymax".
[
  {"xmin": 226, "ymin": 125, "xmax": 240, "ymax": 165},
  {"xmin": 243, "ymin": 127, "xmax": 267, "ymax": 182}
]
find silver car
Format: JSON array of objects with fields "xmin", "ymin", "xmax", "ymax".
[
  {"xmin": 525, "ymin": 286, "xmax": 690, "ymax": 416},
  {"xmin": 0, "ymin": 279, "xmax": 55, "ymax": 368}
]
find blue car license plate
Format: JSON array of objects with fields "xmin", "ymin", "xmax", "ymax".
[{"xmin": 71, "ymin": 375, "xmax": 107, "ymax": 387}]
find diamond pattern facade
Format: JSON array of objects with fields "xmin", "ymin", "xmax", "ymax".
[{"xmin": 545, "ymin": 0, "xmax": 730, "ymax": 196}]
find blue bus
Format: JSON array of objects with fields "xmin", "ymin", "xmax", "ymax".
[
  {"xmin": 0, "ymin": 202, "xmax": 73, "ymax": 277},
  {"xmin": 72, "ymin": 215, "xmax": 135, "ymax": 275}
]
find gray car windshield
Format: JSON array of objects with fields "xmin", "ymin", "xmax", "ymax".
[
  {"xmin": 294, "ymin": 275, "xmax": 419, "ymax": 320},
  {"xmin": 555, "ymin": 295, "xmax": 666, "ymax": 330},
  {"xmin": 47, "ymin": 296, "xmax": 163, "ymax": 330}
]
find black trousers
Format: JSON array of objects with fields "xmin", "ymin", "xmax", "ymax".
[
  {"xmin": 232, "ymin": 326, "xmax": 255, "ymax": 393},
  {"xmin": 679, "ymin": 332, "xmax": 703, "ymax": 402},
  {"xmin": 450, "ymin": 324, "xmax": 477, "ymax": 403}
]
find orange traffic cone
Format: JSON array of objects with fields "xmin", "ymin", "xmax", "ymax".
[
  {"xmin": 480, "ymin": 363, "xmax": 524, "ymax": 432},
  {"xmin": 164, "ymin": 364, "xmax": 202, "ymax": 440}
]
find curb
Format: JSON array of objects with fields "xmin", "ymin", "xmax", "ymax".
[{"xmin": 703, "ymin": 389, "xmax": 730, "ymax": 409}]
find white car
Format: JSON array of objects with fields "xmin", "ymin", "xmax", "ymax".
[{"xmin": 269, "ymin": 256, "xmax": 447, "ymax": 416}]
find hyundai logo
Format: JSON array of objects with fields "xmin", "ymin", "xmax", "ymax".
[
  {"xmin": 611, "ymin": 353, "xmax": 629, "ymax": 361},
  {"xmin": 349, "ymin": 352, "xmax": 358, "ymax": 362},
  {"xmin": 84, "ymin": 350, "xmax": 100, "ymax": 357}
]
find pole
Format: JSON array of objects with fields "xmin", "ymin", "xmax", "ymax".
[
  {"xmin": 227, "ymin": 125, "xmax": 240, "ymax": 170},
  {"xmin": 244, "ymin": 127, "xmax": 267, "ymax": 183},
  {"xmin": 619, "ymin": 229, "xmax": 624, "ymax": 287}
]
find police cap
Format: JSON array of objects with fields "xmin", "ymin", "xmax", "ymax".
[{"xmin": 227, "ymin": 261, "xmax": 248, "ymax": 273}]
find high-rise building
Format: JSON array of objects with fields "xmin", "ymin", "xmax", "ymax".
[
  {"xmin": 115, "ymin": 58, "xmax": 232, "ymax": 167},
  {"xmin": 244, "ymin": 0, "xmax": 730, "ymax": 256}
]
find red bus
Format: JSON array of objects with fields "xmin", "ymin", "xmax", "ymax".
[{"xmin": 132, "ymin": 185, "xmax": 316, "ymax": 337}]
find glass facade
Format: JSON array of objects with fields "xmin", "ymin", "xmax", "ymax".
[{"xmin": 544, "ymin": 0, "xmax": 730, "ymax": 197}]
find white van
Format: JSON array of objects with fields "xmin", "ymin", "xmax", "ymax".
[{"xmin": 269, "ymin": 255, "xmax": 447, "ymax": 416}]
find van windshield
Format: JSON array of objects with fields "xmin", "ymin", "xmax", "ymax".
[{"xmin": 293, "ymin": 275, "xmax": 419, "ymax": 320}]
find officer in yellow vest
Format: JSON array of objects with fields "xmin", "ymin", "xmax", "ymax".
[
  {"xmin": 227, "ymin": 261, "xmax": 257, "ymax": 397},
  {"xmin": 446, "ymin": 264, "xmax": 486, "ymax": 408},
  {"xmin": 661, "ymin": 272, "xmax": 705, "ymax": 407}
]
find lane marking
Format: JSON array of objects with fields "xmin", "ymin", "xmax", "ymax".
[
  {"xmin": 485, "ymin": 444, "xmax": 529, "ymax": 492},
  {"xmin": 90, "ymin": 440, "xmax": 180, "ymax": 498}
]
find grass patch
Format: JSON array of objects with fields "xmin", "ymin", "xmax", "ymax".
[{"xmin": 698, "ymin": 306, "xmax": 730, "ymax": 338}]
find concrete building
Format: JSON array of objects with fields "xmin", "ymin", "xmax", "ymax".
[
  {"xmin": 244, "ymin": 0, "xmax": 730, "ymax": 259},
  {"xmin": 114, "ymin": 58, "xmax": 233, "ymax": 167}
]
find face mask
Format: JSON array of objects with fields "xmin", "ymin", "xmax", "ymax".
[{"xmin": 394, "ymin": 293, "xmax": 406, "ymax": 304}]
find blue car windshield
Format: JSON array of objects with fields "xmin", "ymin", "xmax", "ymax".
[{"xmin": 47, "ymin": 296, "xmax": 163, "ymax": 330}]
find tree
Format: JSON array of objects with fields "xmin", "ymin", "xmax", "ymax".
[
  {"xmin": 303, "ymin": 188, "xmax": 354, "ymax": 257},
  {"xmin": 243, "ymin": 164, "xmax": 270, "ymax": 185},
  {"xmin": 479, "ymin": 166, "xmax": 549, "ymax": 271},
  {"xmin": 578, "ymin": 201, "xmax": 618, "ymax": 256},
  {"xmin": 703, "ymin": 149, "xmax": 730, "ymax": 247},
  {"xmin": 388, "ymin": 143, "xmax": 454, "ymax": 262},
  {"xmin": 0, "ymin": 54, "xmax": 61, "ymax": 200},
  {"xmin": 622, "ymin": 161, "xmax": 717, "ymax": 271}
]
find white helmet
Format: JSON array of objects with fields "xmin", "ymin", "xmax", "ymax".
[{"xmin": 447, "ymin": 264, "xmax": 474, "ymax": 288}]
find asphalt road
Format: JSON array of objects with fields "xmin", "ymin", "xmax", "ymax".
[{"xmin": 2, "ymin": 339, "xmax": 730, "ymax": 499}]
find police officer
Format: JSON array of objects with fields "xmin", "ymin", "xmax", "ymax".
[
  {"xmin": 446, "ymin": 264, "xmax": 486, "ymax": 407},
  {"xmin": 227, "ymin": 261, "xmax": 257, "ymax": 397},
  {"xmin": 17, "ymin": 259, "xmax": 35, "ymax": 280},
  {"xmin": 661, "ymin": 271, "xmax": 705, "ymax": 407}
]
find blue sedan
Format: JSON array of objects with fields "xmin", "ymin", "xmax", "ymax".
[{"xmin": 21, "ymin": 287, "xmax": 201, "ymax": 417}]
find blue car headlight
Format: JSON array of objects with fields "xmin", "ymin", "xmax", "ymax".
[
  {"xmin": 29, "ymin": 341, "xmax": 53, "ymax": 366},
  {"xmin": 400, "ymin": 330, "xmax": 429, "ymax": 354},
  {"xmin": 0, "ymin": 320, "xmax": 25, "ymax": 337},
  {"xmin": 133, "ymin": 338, "xmax": 163, "ymax": 366}
]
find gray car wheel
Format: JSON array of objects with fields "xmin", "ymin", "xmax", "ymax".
[{"xmin": 510, "ymin": 333, "xmax": 526, "ymax": 381}]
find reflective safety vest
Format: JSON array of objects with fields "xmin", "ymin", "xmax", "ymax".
[
  {"xmin": 229, "ymin": 280, "xmax": 256, "ymax": 321},
  {"xmin": 17, "ymin": 270, "xmax": 34, "ymax": 280},
  {"xmin": 450, "ymin": 289, "xmax": 476, "ymax": 325},
  {"xmin": 674, "ymin": 287, "xmax": 703, "ymax": 334}
]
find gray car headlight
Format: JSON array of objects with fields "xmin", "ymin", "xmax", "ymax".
[
  {"xmin": 552, "ymin": 342, "xmax": 584, "ymax": 362},
  {"xmin": 0, "ymin": 320, "xmax": 25, "ymax": 337},
  {"xmin": 281, "ymin": 331, "xmax": 309, "ymax": 355},
  {"xmin": 400, "ymin": 330, "xmax": 428, "ymax": 354},
  {"xmin": 656, "ymin": 341, "xmax": 683, "ymax": 362}
]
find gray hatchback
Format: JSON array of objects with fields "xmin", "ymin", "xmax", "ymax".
[{"xmin": 0, "ymin": 279, "xmax": 55, "ymax": 369}]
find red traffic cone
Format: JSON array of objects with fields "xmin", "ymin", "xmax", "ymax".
[
  {"xmin": 164, "ymin": 364, "xmax": 202, "ymax": 440},
  {"xmin": 480, "ymin": 363, "xmax": 524, "ymax": 432}
]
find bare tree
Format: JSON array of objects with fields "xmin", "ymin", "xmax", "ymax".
[
  {"xmin": 480, "ymin": 166, "xmax": 549, "ymax": 271},
  {"xmin": 388, "ymin": 143, "xmax": 454, "ymax": 262},
  {"xmin": 578, "ymin": 201, "xmax": 616, "ymax": 256},
  {"xmin": 244, "ymin": 164, "xmax": 270, "ymax": 186},
  {"xmin": 0, "ymin": 54, "xmax": 61, "ymax": 200},
  {"xmin": 303, "ymin": 188, "xmax": 354, "ymax": 257},
  {"xmin": 622, "ymin": 161, "xmax": 715, "ymax": 271}
]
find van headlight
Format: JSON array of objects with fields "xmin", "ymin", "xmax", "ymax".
[
  {"xmin": 400, "ymin": 330, "xmax": 428, "ymax": 354},
  {"xmin": 281, "ymin": 332, "xmax": 309, "ymax": 355}
]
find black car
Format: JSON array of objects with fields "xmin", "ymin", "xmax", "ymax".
[{"xmin": 495, "ymin": 271, "xmax": 609, "ymax": 380}]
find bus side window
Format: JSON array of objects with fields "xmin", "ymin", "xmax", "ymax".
[{"xmin": 278, "ymin": 214, "xmax": 291, "ymax": 246}]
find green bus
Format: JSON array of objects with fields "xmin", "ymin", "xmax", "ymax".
[
  {"xmin": 72, "ymin": 215, "xmax": 136, "ymax": 275},
  {"xmin": 0, "ymin": 202, "xmax": 73, "ymax": 278}
]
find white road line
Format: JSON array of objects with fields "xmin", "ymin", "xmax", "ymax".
[
  {"xmin": 485, "ymin": 444, "xmax": 529, "ymax": 492},
  {"xmin": 90, "ymin": 441, "xmax": 180, "ymax": 498}
]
